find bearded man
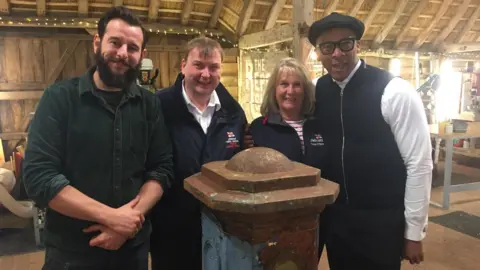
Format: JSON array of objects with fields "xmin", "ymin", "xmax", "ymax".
[{"xmin": 22, "ymin": 6, "xmax": 173, "ymax": 270}]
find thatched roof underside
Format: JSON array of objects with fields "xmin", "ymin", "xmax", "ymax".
[{"xmin": 0, "ymin": 0, "xmax": 479, "ymax": 52}]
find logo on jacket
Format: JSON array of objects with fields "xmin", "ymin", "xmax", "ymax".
[
  {"xmin": 310, "ymin": 133, "xmax": 324, "ymax": 146},
  {"xmin": 226, "ymin": 131, "xmax": 240, "ymax": 148}
]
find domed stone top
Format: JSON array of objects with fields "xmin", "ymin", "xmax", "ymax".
[{"xmin": 225, "ymin": 147, "xmax": 294, "ymax": 174}]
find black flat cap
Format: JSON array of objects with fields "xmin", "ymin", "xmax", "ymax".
[{"xmin": 308, "ymin": 12, "xmax": 365, "ymax": 45}]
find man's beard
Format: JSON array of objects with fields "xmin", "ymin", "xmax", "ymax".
[{"xmin": 95, "ymin": 48, "xmax": 140, "ymax": 89}]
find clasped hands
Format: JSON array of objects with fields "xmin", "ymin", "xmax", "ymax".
[{"xmin": 83, "ymin": 196, "xmax": 144, "ymax": 251}]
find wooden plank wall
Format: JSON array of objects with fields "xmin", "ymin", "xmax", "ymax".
[
  {"xmin": 0, "ymin": 35, "xmax": 96, "ymax": 157},
  {"xmin": 362, "ymin": 56, "xmax": 431, "ymax": 87},
  {"xmin": 0, "ymin": 33, "xmax": 239, "ymax": 158},
  {"xmin": 238, "ymin": 50, "xmax": 290, "ymax": 122}
]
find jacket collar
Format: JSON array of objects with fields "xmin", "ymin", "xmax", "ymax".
[
  {"xmin": 78, "ymin": 66, "xmax": 141, "ymax": 98},
  {"xmin": 324, "ymin": 59, "xmax": 369, "ymax": 91},
  {"xmin": 264, "ymin": 112, "xmax": 314, "ymax": 126}
]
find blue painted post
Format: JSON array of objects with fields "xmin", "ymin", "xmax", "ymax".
[{"xmin": 201, "ymin": 210, "xmax": 266, "ymax": 270}]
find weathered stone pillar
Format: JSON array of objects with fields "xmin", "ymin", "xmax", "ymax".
[{"xmin": 185, "ymin": 147, "xmax": 339, "ymax": 270}]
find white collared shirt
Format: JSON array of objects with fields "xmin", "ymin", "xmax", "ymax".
[
  {"xmin": 182, "ymin": 80, "xmax": 221, "ymax": 134},
  {"xmin": 332, "ymin": 60, "xmax": 433, "ymax": 241}
]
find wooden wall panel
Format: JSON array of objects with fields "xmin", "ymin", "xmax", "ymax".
[
  {"xmin": 32, "ymin": 39, "xmax": 45, "ymax": 83},
  {"xmin": 43, "ymin": 39, "xmax": 61, "ymax": 80},
  {"xmin": 158, "ymin": 52, "xmax": 170, "ymax": 89},
  {"xmin": 0, "ymin": 39, "xmax": 4, "ymax": 82},
  {"xmin": 4, "ymin": 39, "xmax": 20, "ymax": 83},
  {"xmin": 168, "ymin": 51, "xmax": 182, "ymax": 85},
  {"xmin": 60, "ymin": 40, "xmax": 79, "ymax": 79},
  {"xmin": 0, "ymin": 37, "xmax": 94, "ymax": 156}
]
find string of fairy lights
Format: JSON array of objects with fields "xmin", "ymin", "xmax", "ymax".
[
  {"xmin": 0, "ymin": 16, "xmax": 238, "ymax": 47},
  {"xmin": 1, "ymin": 16, "xmax": 479, "ymax": 57},
  {"xmin": 239, "ymin": 42, "xmax": 480, "ymax": 62}
]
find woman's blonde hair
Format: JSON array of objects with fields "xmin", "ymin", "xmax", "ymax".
[{"xmin": 260, "ymin": 57, "xmax": 316, "ymax": 117}]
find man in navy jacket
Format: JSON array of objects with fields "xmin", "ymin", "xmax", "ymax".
[{"xmin": 150, "ymin": 37, "xmax": 247, "ymax": 270}]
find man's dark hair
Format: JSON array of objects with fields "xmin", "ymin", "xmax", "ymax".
[{"xmin": 97, "ymin": 6, "xmax": 148, "ymax": 49}]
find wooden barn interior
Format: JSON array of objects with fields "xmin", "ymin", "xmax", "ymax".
[{"xmin": 0, "ymin": 0, "xmax": 479, "ymax": 269}]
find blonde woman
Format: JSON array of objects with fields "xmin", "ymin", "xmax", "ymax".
[
  {"xmin": 247, "ymin": 57, "xmax": 328, "ymax": 260},
  {"xmin": 249, "ymin": 57, "xmax": 325, "ymax": 167}
]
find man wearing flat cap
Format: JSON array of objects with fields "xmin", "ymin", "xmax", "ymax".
[{"xmin": 311, "ymin": 12, "xmax": 433, "ymax": 269}]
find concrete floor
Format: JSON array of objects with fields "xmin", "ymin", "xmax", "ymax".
[{"xmin": 1, "ymin": 163, "xmax": 479, "ymax": 270}]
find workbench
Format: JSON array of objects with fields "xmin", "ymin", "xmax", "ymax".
[{"xmin": 430, "ymin": 123, "xmax": 480, "ymax": 209}]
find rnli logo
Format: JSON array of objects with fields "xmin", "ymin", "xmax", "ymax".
[
  {"xmin": 310, "ymin": 133, "xmax": 324, "ymax": 146},
  {"xmin": 226, "ymin": 131, "xmax": 240, "ymax": 148}
]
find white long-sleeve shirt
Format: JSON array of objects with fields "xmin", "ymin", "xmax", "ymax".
[{"xmin": 333, "ymin": 60, "xmax": 433, "ymax": 241}]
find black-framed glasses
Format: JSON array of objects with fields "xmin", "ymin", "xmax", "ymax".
[{"xmin": 316, "ymin": 37, "xmax": 356, "ymax": 55}]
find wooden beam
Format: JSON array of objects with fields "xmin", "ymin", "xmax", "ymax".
[
  {"xmin": 236, "ymin": 0, "xmax": 256, "ymax": 37},
  {"xmin": 455, "ymin": 5, "xmax": 480, "ymax": 43},
  {"xmin": 112, "ymin": 0, "xmax": 123, "ymax": 6},
  {"xmin": 394, "ymin": 0, "xmax": 429, "ymax": 48},
  {"xmin": 0, "ymin": 0, "xmax": 10, "ymax": 15},
  {"xmin": 371, "ymin": 0, "xmax": 408, "ymax": 48},
  {"xmin": 323, "ymin": 0, "xmax": 339, "ymax": 16},
  {"xmin": 78, "ymin": 0, "xmax": 88, "ymax": 17},
  {"xmin": 223, "ymin": 48, "xmax": 239, "ymax": 56},
  {"xmin": 47, "ymin": 40, "xmax": 80, "ymax": 84},
  {"xmin": 148, "ymin": 0, "xmax": 159, "ymax": 21},
  {"xmin": 359, "ymin": 51, "xmax": 431, "ymax": 60},
  {"xmin": 363, "ymin": 0, "xmax": 384, "ymax": 33},
  {"xmin": 181, "ymin": 0, "xmax": 195, "ymax": 25},
  {"xmin": 0, "ymin": 132, "xmax": 28, "ymax": 140},
  {"xmin": 349, "ymin": 0, "xmax": 364, "ymax": 16},
  {"xmin": 147, "ymin": 44, "xmax": 184, "ymax": 52},
  {"xmin": 265, "ymin": 0, "xmax": 286, "ymax": 30},
  {"xmin": 36, "ymin": 0, "xmax": 45, "ymax": 16},
  {"xmin": 412, "ymin": 0, "xmax": 453, "ymax": 49},
  {"xmin": 432, "ymin": 0, "xmax": 471, "ymax": 48},
  {"xmin": 85, "ymin": 29, "xmax": 96, "ymax": 35},
  {"xmin": 440, "ymin": 42, "xmax": 480, "ymax": 53},
  {"xmin": 292, "ymin": 0, "xmax": 314, "ymax": 62},
  {"xmin": 208, "ymin": 0, "xmax": 224, "ymax": 28},
  {"xmin": 238, "ymin": 23, "xmax": 295, "ymax": 49},
  {"xmin": 0, "ymin": 83, "xmax": 46, "ymax": 91},
  {"xmin": 0, "ymin": 91, "xmax": 43, "ymax": 100}
]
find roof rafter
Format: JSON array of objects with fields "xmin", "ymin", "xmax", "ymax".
[
  {"xmin": 432, "ymin": 0, "xmax": 471, "ymax": 48},
  {"xmin": 363, "ymin": 0, "xmax": 384, "ymax": 33},
  {"xmin": 394, "ymin": 0, "xmax": 429, "ymax": 48},
  {"xmin": 455, "ymin": 4, "xmax": 480, "ymax": 43},
  {"xmin": 236, "ymin": 0, "xmax": 256, "ymax": 37},
  {"xmin": 323, "ymin": 0, "xmax": 339, "ymax": 16},
  {"xmin": 412, "ymin": 0, "xmax": 454, "ymax": 49},
  {"xmin": 371, "ymin": 0, "xmax": 408, "ymax": 48},
  {"xmin": 348, "ymin": 0, "xmax": 364, "ymax": 16},
  {"xmin": 36, "ymin": 0, "xmax": 45, "ymax": 16},
  {"xmin": 181, "ymin": 0, "xmax": 194, "ymax": 25},
  {"xmin": 148, "ymin": 0, "xmax": 159, "ymax": 21},
  {"xmin": 208, "ymin": 0, "xmax": 224, "ymax": 28},
  {"xmin": 265, "ymin": 0, "xmax": 286, "ymax": 30}
]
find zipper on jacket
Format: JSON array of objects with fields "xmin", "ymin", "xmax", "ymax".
[{"xmin": 340, "ymin": 88, "xmax": 350, "ymax": 204}]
